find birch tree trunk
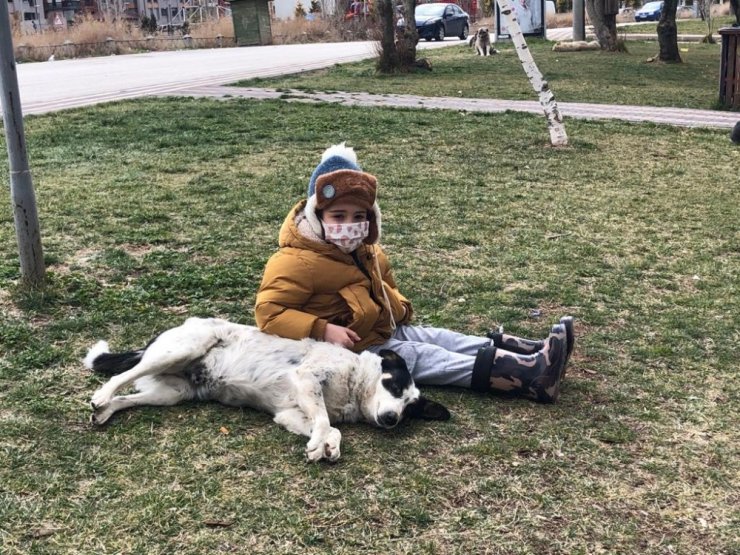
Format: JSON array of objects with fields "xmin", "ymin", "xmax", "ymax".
[{"xmin": 496, "ymin": 0, "xmax": 568, "ymax": 146}]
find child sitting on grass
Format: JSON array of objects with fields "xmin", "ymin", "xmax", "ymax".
[{"xmin": 255, "ymin": 144, "xmax": 574, "ymax": 402}]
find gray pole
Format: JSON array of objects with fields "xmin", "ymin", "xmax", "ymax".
[
  {"xmin": 0, "ymin": 6, "xmax": 45, "ymax": 287},
  {"xmin": 573, "ymin": 0, "xmax": 585, "ymax": 41}
]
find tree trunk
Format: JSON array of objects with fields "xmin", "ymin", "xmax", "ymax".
[
  {"xmin": 730, "ymin": 0, "xmax": 740, "ymax": 26},
  {"xmin": 376, "ymin": 0, "xmax": 400, "ymax": 73},
  {"xmin": 585, "ymin": 0, "xmax": 619, "ymax": 50},
  {"xmin": 657, "ymin": 0, "xmax": 682, "ymax": 62},
  {"xmin": 396, "ymin": 0, "xmax": 418, "ymax": 69},
  {"xmin": 496, "ymin": 0, "xmax": 568, "ymax": 146}
]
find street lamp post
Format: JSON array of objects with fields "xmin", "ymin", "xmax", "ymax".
[{"xmin": 0, "ymin": 4, "xmax": 46, "ymax": 287}]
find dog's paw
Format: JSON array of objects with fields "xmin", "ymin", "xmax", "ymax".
[
  {"xmin": 90, "ymin": 407, "xmax": 112, "ymax": 426},
  {"xmin": 323, "ymin": 427, "xmax": 341, "ymax": 462},
  {"xmin": 305, "ymin": 428, "xmax": 342, "ymax": 463},
  {"xmin": 90, "ymin": 389, "xmax": 112, "ymax": 411}
]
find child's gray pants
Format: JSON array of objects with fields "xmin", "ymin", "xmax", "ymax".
[{"xmin": 365, "ymin": 325, "xmax": 490, "ymax": 388}]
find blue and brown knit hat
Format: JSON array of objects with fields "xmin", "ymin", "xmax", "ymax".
[{"xmin": 304, "ymin": 143, "xmax": 382, "ymax": 244}]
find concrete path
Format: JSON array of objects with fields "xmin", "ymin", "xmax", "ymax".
[
  {"xmin": 546, "ymin": 23, "xmax": 709, "ymax": 42},
  {"xmin": 169, "ymin": 85, "xmax": 739, "ymax": 130}
]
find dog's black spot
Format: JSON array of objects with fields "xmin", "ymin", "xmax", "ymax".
[
  {"xmin": 287, "ymin": 357, "xmax": 301, "ymax": 365},
  {"xmin": 379, "ymin": 349, "xmax": 413, "ymax": 398}
]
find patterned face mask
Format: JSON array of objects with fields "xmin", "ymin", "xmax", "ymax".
[{"xmin": 321, "ymin": 221, "xmax": 370, "ymax": 253}]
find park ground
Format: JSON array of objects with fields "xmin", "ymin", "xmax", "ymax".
[{"xmin": 1, "ymin": 40, "xmax": 739, "ymax": 554}]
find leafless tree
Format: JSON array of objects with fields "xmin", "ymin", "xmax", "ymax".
[
  {"xmin": 585, "ymin": 0, "xmax": 619, "ymax": 51},
  {"xmin": 657, "ymin": 0, "xmax": 681, "ymax": 62}
]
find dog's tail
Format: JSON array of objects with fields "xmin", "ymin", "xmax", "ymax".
[{"xmin": 84, "ymin": 340, "xmax": 143, "ymax": 375}]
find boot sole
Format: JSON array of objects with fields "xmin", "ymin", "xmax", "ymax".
[{"xmin": 559, "ymin": 316, "xmax": 574, "ymax": 380}]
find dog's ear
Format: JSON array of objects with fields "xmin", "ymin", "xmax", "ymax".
[
  {"xmin": 404, "ymin": 396, "xmax": 451, "ymax": 421},
  {"xmin": 379, "ymin": 349, "xmax": 405, "ymax": 367}
]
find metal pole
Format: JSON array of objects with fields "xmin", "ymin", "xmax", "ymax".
[
  {"xmin": 572, "ymin": 0, "xmax": 585, "ymax": 41},
  {"xmin": 0, "ymin": 6, "xmax": 46, "ymax": 287}
]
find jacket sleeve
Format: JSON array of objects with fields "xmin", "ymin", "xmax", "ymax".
[
  {"xmin": 255, "ymin": 251, "xmax": 328, "ymax": 341},
  {"xmin": 376, "ymin": 248, "xmax": 413, "ymax": 326}
]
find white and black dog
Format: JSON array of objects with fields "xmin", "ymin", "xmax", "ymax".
[{"xmin": 86, "ymin": 317, "xmax": 449, "ymax": 462}]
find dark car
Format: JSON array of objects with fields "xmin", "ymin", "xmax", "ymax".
[
  {"xmin": 397, "ymin": 2, "xmax": 470, "ymax": 41},
  {"xmin": 634, "ymin": 1, "xmax": 663, "ymax": 21}
]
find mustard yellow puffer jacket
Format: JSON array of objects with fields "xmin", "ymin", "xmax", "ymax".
[{"xmin": 255, "ymin": 201, "xmax": 413, "ymax": 352}]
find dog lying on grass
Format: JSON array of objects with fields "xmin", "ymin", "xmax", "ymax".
[{"xmin": 86, "ymin": 317, "xmax": 450, "ymax": 462}]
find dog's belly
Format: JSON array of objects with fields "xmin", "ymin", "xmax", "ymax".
[{"xmin": 187, "ymin": 332, "xmax": 309, "ymax": 415}]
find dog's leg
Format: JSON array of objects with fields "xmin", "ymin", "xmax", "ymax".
[
  {"xmin": 90, "ymin": 375, "xmax": 195, "ymax": 425},
  {"xmin": 273, "ymin": 408, "xmax": 312, "ymax": 437},
  {"xmin": 90, "ymin": 325, "xmax": 219, "ymax": 411},
  {"xmin": 292, "ymin": 373, "xmax": 341, "ymax": 463}
]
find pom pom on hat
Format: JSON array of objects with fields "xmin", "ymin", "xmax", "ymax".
[
  {"xmin": 304, "ymin": 143, "xmax": 382, "ymax": 245},
  {"xmin": 307, "ymin": 143, "xmax": 360, "ymax": 196}
]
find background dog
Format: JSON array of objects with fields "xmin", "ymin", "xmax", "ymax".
[
  {"xmin": 86, "ymin": 317, "xmax": 449, "ymax": 463},
  {"xmin": 470, "ymin": 28, "xmax": 497, "ymax": 56}
]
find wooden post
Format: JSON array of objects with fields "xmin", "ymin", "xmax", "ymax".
[{"xmin": 0, "ymin": 6, "xmax": 45, "ymax": 287}]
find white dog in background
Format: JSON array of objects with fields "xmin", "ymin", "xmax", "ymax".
[{"xmin": 86, "ymin": 317, "xmax": 449, "ymax": 462}]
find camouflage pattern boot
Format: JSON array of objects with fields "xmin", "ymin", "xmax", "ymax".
[
  {"xmin": 486, "ymin": 331, "xmax": 544, "ymax": 354},
  {"xmin": 472, "ymin": 324, "xmax": 568, "ymax": 403},
  {"xmin": 558, "ymin": 316, "xmax": 574, "ymax": 379},
  {"xmin": 487, "ymin": 315, "xmax": 575, "ymax": 379}
]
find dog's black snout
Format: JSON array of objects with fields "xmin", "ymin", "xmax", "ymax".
[{"xmin": 379, "ymin": 412, "xmax": 399, "ymax": 428}]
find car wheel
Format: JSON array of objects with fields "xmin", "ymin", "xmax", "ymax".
[
  {"xmin": 459, "ymin": 23, "xmax": 469, "ymax": 40},
  {"xmin": 435, "ymin": 24, "xmax": 445, "ymax": 41}
]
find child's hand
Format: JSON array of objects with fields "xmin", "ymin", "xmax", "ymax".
[{"xmin": 324, "ymin": 324, "xmax": 361, "ymax": 349}]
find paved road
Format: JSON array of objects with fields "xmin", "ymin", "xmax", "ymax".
[{"xmin": 15, "ymin": 39, "xmax": 456, "ymax": 115}]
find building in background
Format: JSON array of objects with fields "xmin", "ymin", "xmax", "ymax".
[{"xmin": 7, "ymin": 0, "xmax": 47, "ymax": 30}]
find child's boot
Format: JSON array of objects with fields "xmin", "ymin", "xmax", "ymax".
[
  {"xmin": 473, "ymin": 324, "xmax": 567, "ymax": 403},
  {"xmin": 487, "ymin": 316, "xmax": 574, "ymax": 379}
]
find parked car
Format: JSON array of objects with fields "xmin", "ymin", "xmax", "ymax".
[
  {"xmin": 396, "ymin": 3, "xmax": 470, "ymax": 42},
  {"xmin": 634, "ymin": 1, "xmax": 664, "ymax": 21}
]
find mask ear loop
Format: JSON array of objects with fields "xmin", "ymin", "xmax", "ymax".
[{"xmin": 373, "ymin": 245, "xmax": 396, "ymax": 331}]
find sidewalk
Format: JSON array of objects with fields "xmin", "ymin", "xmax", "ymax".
[
  {"xmin": 168, "ymin": 85, "xmax": 739, "ymax": 130},
  {"xmin": 546, "ymin": 26, "xmax": 709, "ymax": 42}
]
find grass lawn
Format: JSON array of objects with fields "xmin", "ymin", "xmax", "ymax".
[
  {"xmin": 233, "ymin": 40, "xmax": 725, "ymax": 110},
  {"xmin": 1, "ymin": 97, "xmax": 739, "ymax": 554},
  {"xmin": 620, "ymin": 15, "xmax": 737, "ymax": 35}
]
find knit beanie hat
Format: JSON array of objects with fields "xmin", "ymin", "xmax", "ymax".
[{"xmin": 304, "ymin": 143, "xmax": 382, "ymax": 245}]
